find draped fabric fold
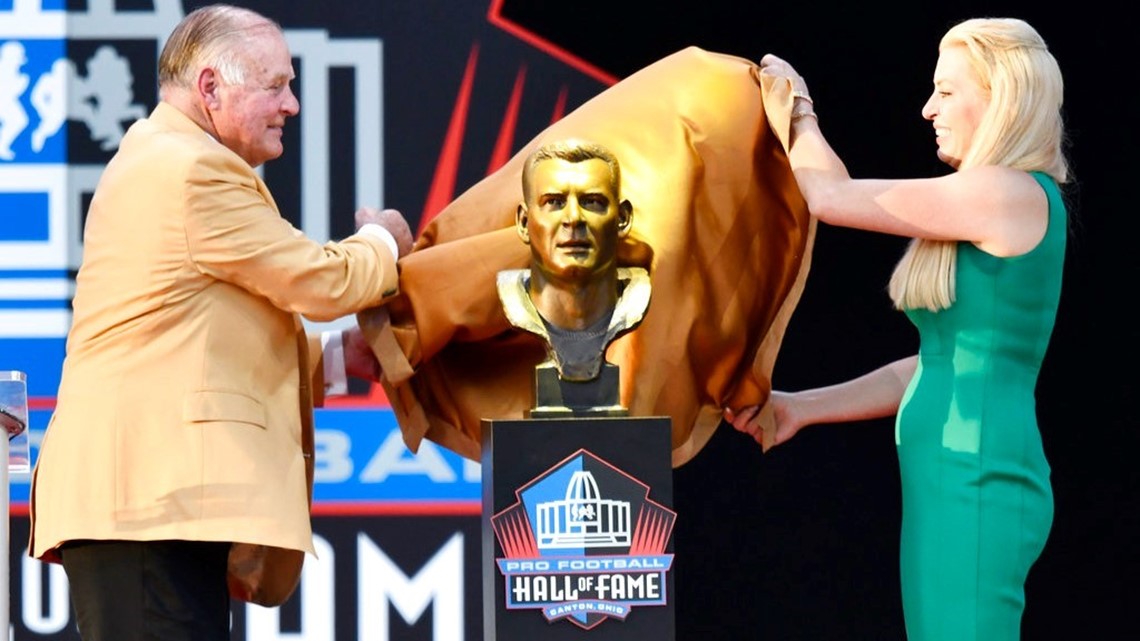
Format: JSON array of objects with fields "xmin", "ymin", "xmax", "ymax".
[{"xmin": 360, "ymin": 46, "xmax": 815, "ymax": 467}]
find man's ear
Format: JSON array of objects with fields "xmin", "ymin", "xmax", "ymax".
[
  {"xmin": 515, "ymin": 203, "xmax": 530, "ymax": 244},
  {"xmin": 617, "ymin": 200, "xmax": 633, "ymax": 237},
  {"xmin": 198, "ymin": 68, "xmax": 222, "ymax": 109}
]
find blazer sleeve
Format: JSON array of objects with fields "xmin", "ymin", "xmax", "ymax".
[{"xmin": 183, "ymin": 148, "xmax": 398, "ymax": 322}]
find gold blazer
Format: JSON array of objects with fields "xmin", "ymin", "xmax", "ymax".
[{"xmin": 30, "ymin": 102, "xmax": 399, "ymax": 564}]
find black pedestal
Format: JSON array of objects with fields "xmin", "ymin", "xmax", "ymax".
[{"xmin": 481, "ymin": 416, "xmax": 675, "ymax": 640}]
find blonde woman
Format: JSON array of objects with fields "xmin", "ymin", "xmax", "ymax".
[{"xmin": 727, "ymin": 17, "xmax": 1069, "ymax": 641}]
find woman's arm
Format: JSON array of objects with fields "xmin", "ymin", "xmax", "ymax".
[
  {"xmin": 760, "ymin": 55, "xmax": 1047, "ymax": 257},
  {"xmin": 727, "ymin": 355, "xmax": 917, "ymax": 449}
]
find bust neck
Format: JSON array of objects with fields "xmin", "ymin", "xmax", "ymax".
[{"xmin": 526, "ymin": 269, "xmax": 618, "ymax": 331}]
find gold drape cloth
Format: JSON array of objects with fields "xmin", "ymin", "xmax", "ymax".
[{"xmin": 360, "ymin": 46, "xmax": 813, "ymax": 467}]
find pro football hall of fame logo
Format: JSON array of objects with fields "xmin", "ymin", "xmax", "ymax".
[{"xmin": 490, "ymin": 449, "xmax": 676, "ymax": 631}]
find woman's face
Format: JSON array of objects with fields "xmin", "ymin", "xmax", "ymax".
[{"xmin": 921, "ymin": 45, "xmax": 990, "ymax": 169}]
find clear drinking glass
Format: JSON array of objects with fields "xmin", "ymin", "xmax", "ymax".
[{"xmin": 0, "ymin": 370, "xmax": 30, "ymax": 472}]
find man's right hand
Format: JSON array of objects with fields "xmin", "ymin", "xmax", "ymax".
[{"xmin": 355, "ymin": 207, "xmax": 414, "ymax": 257}]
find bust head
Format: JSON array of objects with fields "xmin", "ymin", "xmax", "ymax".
[{"xmin": 516, "ymin": 139, "xmax": 633, "ymax": 330}]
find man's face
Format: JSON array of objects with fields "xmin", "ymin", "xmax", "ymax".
[
  {"xmin": 518, "ymin": 157, "xmax": 631, "ymax": 284},
  {"xmin": 209, "ymin": 29, "xmax": 299, "ymax": 168}
]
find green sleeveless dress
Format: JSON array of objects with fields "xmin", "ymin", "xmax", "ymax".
[{"xmin": 896, "ymin": 172, "xmax": 1066, "ymax": 640}]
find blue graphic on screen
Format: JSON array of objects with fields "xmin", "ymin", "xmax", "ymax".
[{"xmin": 0, "ymin": 193, "xmax": 50, "ymax": 240}]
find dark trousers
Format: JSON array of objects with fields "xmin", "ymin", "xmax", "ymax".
[{"xmin": 59, "ymin": 540, "xmax": 231, "ymax": 641}]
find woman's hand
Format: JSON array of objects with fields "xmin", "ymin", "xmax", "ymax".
[
  {"xmin": 724, "ymin": 390, "xmax": 804, "ymax": 450},
  {"xmin": 758, "ymin": 53, "xmax": 811, "ymax": 98}
]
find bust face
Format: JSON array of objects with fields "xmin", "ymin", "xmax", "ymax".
[{"xmin": 518, "ymin": 157, "xmax": 630, "ymax": 285}]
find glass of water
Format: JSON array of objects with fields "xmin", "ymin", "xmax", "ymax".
[{"xmin": 0, "ymin": 371, "xmax": 30, "ymax": 472}]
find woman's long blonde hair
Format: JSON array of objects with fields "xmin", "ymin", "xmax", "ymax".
[{"xmin": 888, "ymin": 17, "xmax": 1068, "ymax": 311}]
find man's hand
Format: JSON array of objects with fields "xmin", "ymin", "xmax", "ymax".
[
  {"xmin": 342, "ymin": 326, "xmax": 381, "ymax": 383},
  {"xmin": 355, "ymin": 207, "xmax": 414, "ymax": 257}
]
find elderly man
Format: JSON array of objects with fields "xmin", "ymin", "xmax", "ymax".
[{"xmin": 29, "ymin": 4, "xmax": 412, "ymax": 639}]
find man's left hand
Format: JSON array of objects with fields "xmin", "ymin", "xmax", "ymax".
[{"xmin": 342, "ymin": 326, "xmax": 381, "ymax": 382}]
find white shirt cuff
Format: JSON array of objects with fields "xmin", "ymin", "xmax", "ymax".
[
  {"xmin": 321, "ymin": 330, "xmax": 348, "ymax": 396},
  {"xmin": 357, "ymin": 223, "xmax": 399, "ymax": 261}
]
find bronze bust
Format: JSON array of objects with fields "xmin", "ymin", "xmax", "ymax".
[{"xmin": 497, "ymin": 139, "xmax": 650, "ymax": 414}]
